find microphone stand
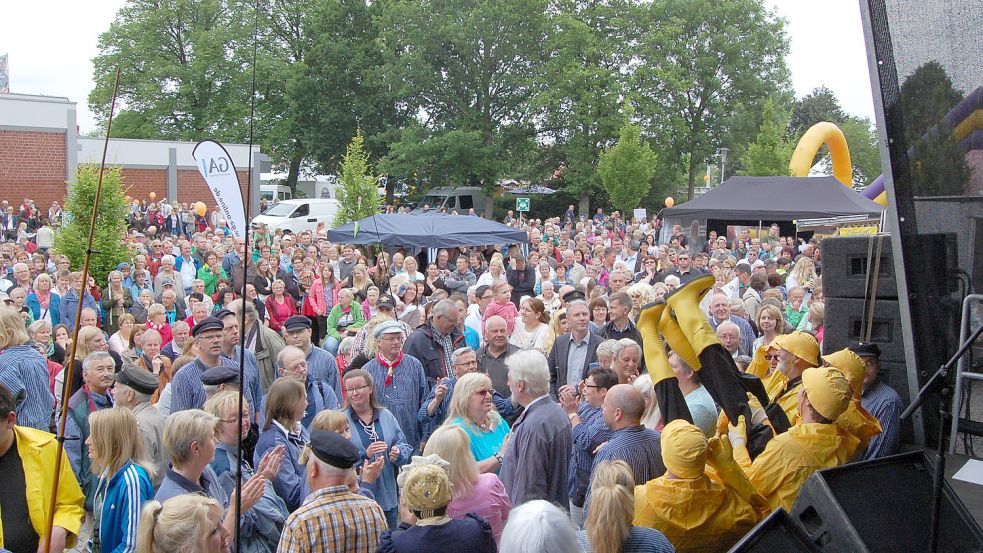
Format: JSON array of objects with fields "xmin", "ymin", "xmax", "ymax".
[{"xmin": 901, "ymin": 319, "xmax": 983, "ymax": 553}]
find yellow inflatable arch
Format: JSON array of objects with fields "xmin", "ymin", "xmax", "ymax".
[{"xmin": 789, "ymin": 122, "xmax": 853, "ymax": 187}]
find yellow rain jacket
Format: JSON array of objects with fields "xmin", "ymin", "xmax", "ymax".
[
  {"xmin": 836, "ymin": 400, "xmax": 882, "ymax": 454},
  {"xmin": 747, "ymin": 346, "xmax": 787, "ymax": 402},
  {"xmin": 0, "ymin": 426, "xmax": 85, "ymax": 550},
  {"xmin": 634, "ymin": 475, "xmax": 759, "ymax": 553},
  {"xmin": 772, "ymin": 378, "xmax": 803, "ymax": 428},
  {"xmin": 737, "ymin": 422, "xmax": 860, "ymax": 512}
]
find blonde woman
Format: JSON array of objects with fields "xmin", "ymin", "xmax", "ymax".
[
  {"xmin": 89, "ymin": 408, "xmax": 155, "ymax": 553},
  {"xmin": 632, "ymin": 374, "xmax": 661, "ymax": 430},
  {"xmin": 626, "ymin": 282, "xmax": 656, "ymax": 322},
  {"xmin": 786, "ymin": 256, "xmax": 817, "ymax": 292},
  {"xmin": 109, "ymin": 313, "xmax": 137, "ymax": 357},
  {"xmin": 304, "ymin": 409, "xmax": 384, "ymax": 490},
  {"xmin": 577, "ymin": 460, "xmax": 672, "ymax": 553},
  {"xmin": 137, "ymin": 495, "xmax": 230, "ymax": 553},
  {"xmin": 541, "ymin": 308, "xmax": 567, "ymax": 355},
  {"xmin": 477, "ymin": 257, "xmax": 507, "ymax": 288},
  {"xmin": 424, "ymin": 425, "xmax": 511, "ymax": 542},
  {"xmin": 445, "ymin": 372, "xmax": 510, "ymax": 474}
]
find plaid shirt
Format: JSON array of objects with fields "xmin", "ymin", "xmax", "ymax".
[
  {"xmin": 432, "ymin": 325, "xmax": 456, "ymax": 378},
  {"xmin": 277, "ymin": 485, "xmax": 387, "ymax": 553}
]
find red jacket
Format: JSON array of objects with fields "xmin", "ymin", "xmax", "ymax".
[{"xmin": 265, "ymin": 295, "xmax": 297, "ymax": 332}]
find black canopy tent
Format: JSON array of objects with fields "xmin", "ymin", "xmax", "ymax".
[
  {"xmin": 661, "ymin": 176, "xmax": 885, "ymax": 220},
  {"xmin": 328, "ymin": 212, "xmax": 529, "ymax": 248}
]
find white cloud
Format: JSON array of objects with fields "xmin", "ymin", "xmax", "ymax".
[
  {"xmin": 766, "ymin": 0, "xmax": 877, "ymax": 120},
  {"xmin": 2, "ymin": 0, "xmax": 876, "ymax": 134}
]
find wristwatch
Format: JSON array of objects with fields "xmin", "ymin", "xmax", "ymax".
[{"xmin": 493, "ymin": 452, "xmax": 504, "ymax": 464}]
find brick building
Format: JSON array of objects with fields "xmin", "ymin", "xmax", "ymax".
[{"xmin": 0, "ymin": 93, "xmax": 266, "ymax": 216}]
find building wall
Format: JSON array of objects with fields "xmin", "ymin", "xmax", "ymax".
[{"xmin": 0, "ymin": 129, "xmax": 68, "ymax": 209}]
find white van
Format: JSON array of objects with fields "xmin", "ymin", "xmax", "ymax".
[{"xmin": 251, "ymin": 199, "xmax": 341, "ymax": 234}]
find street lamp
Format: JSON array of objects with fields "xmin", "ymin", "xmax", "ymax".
[{"xmin": 716, "ymin": 147, "xmax": 730, "ymax": 185}]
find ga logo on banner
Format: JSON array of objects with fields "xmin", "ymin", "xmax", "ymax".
[{"xmin": 193, "ymin": 139, "xmax": 247, "ymax": 240}]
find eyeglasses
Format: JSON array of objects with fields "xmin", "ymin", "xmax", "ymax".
[
  {"xmin": 345, "ymin": 384, "xmax": 371, "ymax": 394},
  {"xmin": 455, "ymin": 360, "xmax": 478, "ymax": 368},
  {"xmin": 481, "ymin": 294, "xmax": 493, "ymax": 300},
  {"xmin": 584, "ymin": 384, "xmax": 602, "ymax": 389},
  {"xmin": 220, "ymin": 412, "xmax": 251, "ymax": 423},
  {"xmin": 765, "ymin": 354, "xmax": 779, "ymax": 360},
  {"xmin": 472, "ymin": 389, "xmax": 493, "ymax": 396}
]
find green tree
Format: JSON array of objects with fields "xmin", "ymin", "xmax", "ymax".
[
  {"xmin": 789, "ymin": 86, "xmax": 847, "ymax": 136},
  {"xmin": 739, "ymin": 98, "xmax": 794, "ymax": 176},
  {"xmin": 89, "ymin": 0, "xmax": 253, "ymax": 141},
  {"xmin": 535, "ymin": 0, "xmax": 637, "ymax": 215},
  {"xmin": 597, "ymin": 112, "xmax": 659, "ymax": 216},
  {"xmin": 633, "ymin": 0, "xmax": 791, "ymax": 199},
  {"xmin": 54, "ymin": 166, "xmax": 131, "ymax": 284},
  {"xmin": 377, "ymin": 0, "xmax": 550, "ymax": 213},
  {"xmin": 839, "ymin": 117, "xmax": 883, "ymax": 186},
  {"xmin": 334, "ymin": 131, "xmax": 380, "ymax": 226}
]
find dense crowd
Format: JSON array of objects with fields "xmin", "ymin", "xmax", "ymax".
[{"xmin": 0, "ymin": 196, "xmax": 905, "ymax": 553}]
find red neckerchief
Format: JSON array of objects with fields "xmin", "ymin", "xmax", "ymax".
[
  {"xmin": 376, "ymin": 352, "xmax": 404, "ymax": 386},
  {"xmin": 81, "ymin": 383, "xmax": 111, "ymax": 412}
]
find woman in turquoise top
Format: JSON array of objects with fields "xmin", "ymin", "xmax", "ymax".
[{"xmin": 445, "ymin": 372, "xmax": 511, "ymax": 474}]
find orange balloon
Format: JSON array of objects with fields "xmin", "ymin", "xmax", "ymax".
[
  {"xmin": 194, "ymin": 201, "xmax": 207, "ymax": 217},
  {"xmin": 664, "ymin": 197, "xmax": 675, "ymax": 208},
  {"xmin": 149, "ymin": 191, "xmax": 157, "ymax": 200}
]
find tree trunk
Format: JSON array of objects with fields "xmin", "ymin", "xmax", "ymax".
[
  {"xmin": 687, "ymin": 155, "xmax": 699, "ymax": 200},
  {"xmin": 579, "ymin": 190, "xmax": 590, "ymax": 221},
  {"xmin": 286, "ymin": 153, "xmax": 302, "ymax": 195}
]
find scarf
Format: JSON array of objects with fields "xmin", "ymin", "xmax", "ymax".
[
  {"xmin": 82, "ymin": 383, "xmax": 113, "ymax": 413},
  {"xmin": 376, "ymin": 351, "xmax": 404, "ymax": 386}
]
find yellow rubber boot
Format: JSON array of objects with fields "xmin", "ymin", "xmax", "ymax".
[
  {"xmin": 664, "ymin": 274, "xmax": 720, "ymax": 356},
  {"xmin": 659, "ymin": 303, "xmax": 701, "ymax": 370},
  {"xmin": 636, "ymin": 302, "xmax": 674, "ymax": 384}
]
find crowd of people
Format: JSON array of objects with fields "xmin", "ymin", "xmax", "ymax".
[{"xmin": 0, "ymin": 196, "xmax": 906, "ymax": 553}]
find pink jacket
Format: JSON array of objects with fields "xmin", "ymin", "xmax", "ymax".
[
  {"xmin": 483, "ymin": 299, "xmax": 519, "ymax": 336},
  {"xmin": 306, "ymin": 277, "xmax": 338, "ymax": 317}
]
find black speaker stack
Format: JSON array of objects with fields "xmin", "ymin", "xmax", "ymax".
[
  {"xmin": 820, "ymin": 235, "xmax": 911, "ymax": 442},
  {"xmin": 730, "ymin": 451, "xmax": 983, "ymax": 553}
]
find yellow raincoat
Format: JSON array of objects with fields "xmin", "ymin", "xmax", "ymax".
[
  {"xmin": 836, "ymin": 400, "xmax": 882, "ymax": 455},
  {"xmin": 0, "ymin": 426, "xmax": 85, "ymax": 549},
  {"xmin": 737, "ymin": 422, "xmax": 860, "ymax": 512},
  {"xmin": 634, "ymin": 475, "xmax": 759, "ymax": 553},
  {"xmin": 772, "ymin": 379, "xmax": 803, "ymax": 427}
]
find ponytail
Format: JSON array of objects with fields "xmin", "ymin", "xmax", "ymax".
[
  {"xmin": 585, "ymin": 460, "xmax": 635, "ymax": 553},
  {"xmin": 136, "ymin": 500, "xmax": 164, "ymax": 553}
]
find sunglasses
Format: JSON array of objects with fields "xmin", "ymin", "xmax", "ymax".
[{"xmin": 765, "ymin": 354, "xmax": 779, "ymax": 360}]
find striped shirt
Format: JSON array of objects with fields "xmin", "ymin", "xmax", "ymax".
[
  {"xmin": 169, "ymin": 355, "xmax": 241, "ymax": 413},
  {"xmin": 861, "ymin": 380, "xmax": 903, "ymax": 460},
  {"xmin": 571, "ymin": 402, "xmax": 607, "ymax": 484},
  {"xmin": 306, "ymin": 345, "xmax": 342, "ymax": 400},
  {"xmin": 277, "ymin": 485, "xmax": 387, "ymax": 553},
  {"xmin": 577, "ymin": 526, "xmax": 676, "ymax": 553},
  {"xmin": 592, "ymin": 425, "xmax": 665, "ymax": 487},
  {"xmin": 0, "ymin": 344, "xmax": 54, "ymax": 431},
  {"xmin": 363, "ymin": 355, "xmax": 429, "ymax": 448}
]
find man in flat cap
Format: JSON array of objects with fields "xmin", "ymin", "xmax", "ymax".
[
  {"xmin": 282, "ymin": 315, "xmax": 342, "ymax": 400},
  {"xmin": 278, "ymin": 431, "xmax": 387, "ymax": 553},
  {"xmin": 170, "ymin": 316, "xmax": 238, "ymax": 413},
  {"xmin": 215, "ymin": 308, "xmax": 262, "ymax": 420},
  {"xmin": 114, "ymin": 364, "xmax": 166, "ymax": 488},
  {"xmin": 362, "ymin": 320, "xmax": 428, "ymax": 450},
  {"xmin": 853, "ymin": 342, "xmax": 903, "ymax": 459}
]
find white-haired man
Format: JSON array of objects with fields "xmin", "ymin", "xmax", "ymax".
[{"xmin": 500, "ymin": 350, "xmax": 572, "ymax": 507}]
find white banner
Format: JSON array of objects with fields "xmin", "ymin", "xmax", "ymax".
[{"xmin": 193, "ymin": 139, "xmax": 247, "ymax": 239}]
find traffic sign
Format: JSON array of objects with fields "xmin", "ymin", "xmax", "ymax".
[{"xmin": 516, "ymin": 197, "xmax": 530, "ymax": 212}]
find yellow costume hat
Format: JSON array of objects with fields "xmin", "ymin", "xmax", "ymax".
[
  {"xmin": 801, "ymin": 366, "xmax": 852, "ymax": 421},
  {"xmin": 772, "ymin": 331, "xmax": 820, "ymax": 366},
  {"xmin": 661, "ymin": 419, "xmax": 708, "ymax": 479},
  {"xmin": 821, "ymin": 348, "xmax": 866, "ymax": 400}
]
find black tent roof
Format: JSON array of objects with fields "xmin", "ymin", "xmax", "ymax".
[
  {"xmin": 662, "ymin": 176, "xmax": 884, "ymax": 220},
  {"xmin": 328, "ymin": 212, "xmax": 528, "ymax": 248}
]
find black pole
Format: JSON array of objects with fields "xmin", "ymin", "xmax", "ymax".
[{"xmin": 235, "ymin": 1, "xmax": 260, "ymax": 550}]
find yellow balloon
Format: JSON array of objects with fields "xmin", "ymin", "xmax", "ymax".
[
  {"xmin": 194, "ymin": 201, "xmax": 207, "ymax": 217},
  {"xmin": 125, "ymin": 195, "xmax": 132, "ymax": 203},
  {"xmin": 149, "ymin": 191, "xmax": 157, "ymax": 200},
  {"xmin": 665, "ymin": 197, "xmax": 675, "ymax": 208}
]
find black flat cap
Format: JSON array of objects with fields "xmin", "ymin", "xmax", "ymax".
[
  {"xmin": 192, "ymin": 316, "xmax": 225, "ymax": 337},
  {"xmin": 114, "ymin": 364, "xmax": 160, "ymax": 395},
  {"xmin": 213, "ymin": 308, "xmax": 235, "ymax": 321},
  {"xmin": 562, "ymin": 289, "xmax": 586, "ymax": 303},
  {"xmin": 849, "ymin": 342, "xmax": 881, "ymax": 358},
  {"xmin": 309, "ymin": 430, "xmax": 361, "ymax": 469},
  {"xmin": 201, "ymin": 364, "xmax": 240, "ymax": 386},
  {"xmin": 284, "ymin": 315, "xmax": 312, "ymax": 332}
]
